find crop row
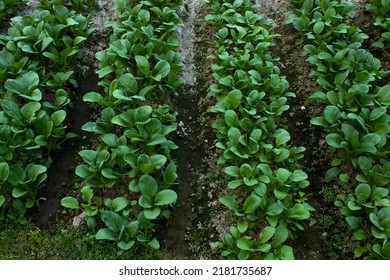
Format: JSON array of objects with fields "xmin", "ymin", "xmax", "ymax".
[
  {"xmin": 0, "ymin": 0, "xmax": 92, "ymax": 222},
  {"xmin": 287, "ymin": 0, "xmax": 389, "ymax": 259},
  {"xmin": 61, "ymin": 0, "xmax": 184, "ymax": 251},
  {"xmin": 205, "ymin": 0, "xmax": 314, "ymax": 260}
]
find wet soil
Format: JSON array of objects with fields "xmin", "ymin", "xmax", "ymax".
[
  {"xmin": 159, "ymin": 0, "xmax": 217, "ymax": 259},
  {"xmin": 31, "ymin": 69, "xmax": 98, "ymax": 227}
]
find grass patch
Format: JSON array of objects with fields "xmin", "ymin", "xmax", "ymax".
[{"xmin": 0, "ymin": 219, "xmax": 173, "ymax": 260}]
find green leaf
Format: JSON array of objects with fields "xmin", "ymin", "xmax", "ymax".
[
  {"xmin": 325, "ymin": 167, "xmax": 341, "ymax": 182},
  {"xmin": 101, "ymin": 210, "xmax": 125, "ymax": 232},
  {"xmin": 139, "ymin": 175, "xmax": 158, "ymax": 198},
  {"xmin": 152, "ymin": 60, "xmax": 171, "ymax": 81},
  {"xmin": 101, "ymin": 133, "xmax": 118, "ymax": 147},
  {"xmin": 95, "ymin": 228, "xmax": 116, "ymax": 241},
  {"xmin": 243, "ymin": 195, "xmax": 262, "ymax": 214},
  {"xmin": 148, "ymin": 239, "xmax": 160, "ymax": 250},
  {"xmin": 346, "ymin": 216, "xmax": 362, "ymax": 230},
  {"xmin": 267, "ymin": 202, "xmax": 284, "ymax": 216},
  {"xmin": 324, "ymin": 106, "xmax": 341, "ymax": 124},
  {"xmin": 313, "ymin": 21, "xmax": 324, "ymax": 34},
  {"xmin": 239, "ymin": 164, "xmax": 253, "ymax": 178},
  {"xmin": 259, "ymin": 226, "xmax": 275, "ymax": 244},
  {"xmin": 61, "ymin": 197, "xmax": 80, "ymax": 209},
  {"xmin": 0, "ymin": 195, "xmax": 5, "ymax": 207},
  {"xmin": 111, "ymin": 197, "xmax": 129, "ymax": 212},
  {"xmin": 377, "ymin": 85, "xmax": 390, "ymax": 105},
  {"xmin": 275, "ymin": 129, "xmax": 291, "ymax": 146},
  {"xmin": 144, "ymin": 208, "xmax": 161, "ymax": 219},
  {"xmin": 20, "ymin": 102, "xmax": 41, "ymax": 121},
  {"xmin": 326, "ymin": 133, "xmax": 343, "ymax": 148},
  {"xmin": 81, "ymin": 186, "xmax": 93, "ymax": 203},
  {"xmin": 0, "ymin": 162, "xmax": 9, "ymax": 183},
  {"xmin": 275, "ymin": 168, "xmax": 291, "ymax": 183},
  {"xmin": 51, "ymin": 110, "xmax": 66, "ymax": 126},
  {"xmin": 272, "ymin": 224, "xmax": 289, "ymax": 248},
  {"xmin": 155, "ymin": 190, "xmax": 177, "ymax": 206},
  {"xmin": 220, "ymin": 196, "xmax": 238, "ymax": 211},
  {"xmin": 225, "ymin": 110, "xmax": 239, "ymax": 127},
  {"xmin": 334, "ymin": 71, "xmax": 349, "ymax": 85},
  {"xmin": 237, "ymin": 219, "xmax": 248, "ymax": 233},
  {"xmin": 118, "ymin": 241, "xmax": 135, "ymax": 250},
  {"xmin": 290, "ymin": 170, "xmax": 307, "ymax": 182},
  {"xmin": 369, "ymin": 107, "xmax": 386, "ymax": 121},
  {"xmin": 287, "ymin": 204, "xmax": 310, "ymax": 220},
  {"xmin": 12, "ymin": 188, "xmax": 28, "ymax": 198},
  {"xmin": 225, "ymin": 89, "xmax": 242, "ymax": 109},
  {"xmin": 280, "ymin": 245, "xmax": 294, "ymax": 260},
  {"xmin": 355, "ymin": 184, "xmax": 371, "ymax": 204},
  {"xmin": 224, "ymin": 166, "xmax": 240, "ymax": 177},
  {"xmin": 135, "ymin": 55, "xmax": 151, "ymax": 76}
]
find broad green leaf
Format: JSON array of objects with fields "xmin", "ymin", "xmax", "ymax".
[
  {"xmin": 0, "ymin": 162, "xmax": 9, "ymax": 183},
  {"xmin": 355, "ymin": 184, "xmax": 371, "ymax": 204},
  {"xmin": 220, "ymin": 196, "xmax": 238, "ymax": 211},
  {"xmin": 61, "ymin": 197, "xmax": 80, "ymax": 209},
  {"xmin": 101, "ymin": 133, "xmax": 118, "ymax": 147},
  {"xmin": 239, "ymin": 164, "xmax": 253, "ymax": 178},
  {"xmin": 275, "ymin": 130, "xmax": 290, "ymax": 146},
  {"xmin": 20, "ymin": 102, "xmax": 41, "ymax": 121},
  {"xmin": 346, "ymin": 216, "xmax": 362, "ymax": 230},
  {"xmin": 118, "ymin": 241, "xmax": 135, "ymax": 250},
  {"xmin": 267, "ymin": 202, "xmax": 284, "ymax": 216},
  {"xmin": 111, "ymin": 197, "xmax": 129, "ymax": 212},
  {"xmin": 148, "ymin": 239, "xmax": 160, "ymax": 250},
  {"xmin": 325, "ymin": 133, "xmax": 343, "ymax": 148},
  {"xmin": 152, "ymin": 60, "xmax": 171, "ymax": 81},
  {"xmin": 224, "ymin": 166, "xmax": 240, "ymax": 177},
  {"xmin": 353, "ymin": 229, "xmax": 368, "ymax": 241},
  {"xmin": 237, "ymin": 237, "xmax": 254, "ymax": 251},
  {"xmin": 95, "ymin": 228, "xmax": 116, "ymax": 241},
  {"xmin": 313, "ymin": 21, "xmax": 324, "ymax": 34},
  {"xmin": 243, "ymin": 195, "xmax": 261, "ymax": 214},
  {"xmin": 237, "ymin": 219, "xmax": 248, "ymax": 233},
  {"xmin": 139, "ymin": 175, "xmax": 158, "ymax": 198},
  {"xmin": 27, "ymin": 164, "xmax": 47, "ymax": 181},
  {"xmin": 290, "ymin": 170, "xmax": 308, "ymax": 182},
  {"xmin": 81, "ymin": 186, "xmax": 93, "ymax": 203},
  {"xmin": 275, "ymin": 168, "xmax": 291, "ymax": 183},
  {"xmin": 0, "ymin": 195, "xmax": 5, "ymax": 207},
  {"xmin": 101, "ymin": 210, "xmax": 125, "ymax": 232},
  {"xmin": 225, "ymin": 89, "xmax": 242, "ymax": 109},
  {"xmin": 135, "ymin": 55, "xmax": 151, "ymax": 76},
  {"xmin": 280, "ymin": 245, "xmax": 294, "ymax": 260},
  {"xmin": 324, "ymin": 105, "xmax": 341, "ymax": 124},
  {"xmin": 377, "ymin": 85, "xmax": 390, "ymax": 105},
  {"xmin": 287, "ymin": 204, "xmax": 310, "ymax": 220},
  {"xmin": 51, "ymin": 110, "xmax": 66, "ymax": 126},
  {"xmin": 259, "ymin": 226, "xmax": 275, "ymax": 244},
  {"xmin": 225, "ymin": 110, "xmax": 239, "ymax": 127},
  {"xmin": 271, "ymin": 224, "xmax": 289, "ymax": 248},
  {"xmin": 155, "ymin": 190, "xmax": 177, "ymax": 206},
  {"xmin": 144, "ymin": 208, "xmax": 161, "ymax": 219}
]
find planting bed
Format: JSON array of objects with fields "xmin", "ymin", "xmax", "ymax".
[{"xmin": 0, "ymin": 0, "xmax": 388, "ymax": 260}]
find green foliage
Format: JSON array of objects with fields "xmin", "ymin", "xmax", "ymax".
[
  {"xmin": 288, "ymin": 0, "xmax": 390, "ymax": 259},
  {"xmin": 66, "ymin": 0, "xmax": 182, "ymax": 251},
  {"xmin": 206, "ymin": 0, "xmax": 314, "ymax": 259},
  {"xmin": 365, "ymin": 0, "xmax": 390, "ymax": 49},
  {"xmin": 0, "ymin": 0, "xmax": 91, "ymax": 222},
  {"xmin": 0, "ymin": 0, "xmax": 22, "ymax": 24}
]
